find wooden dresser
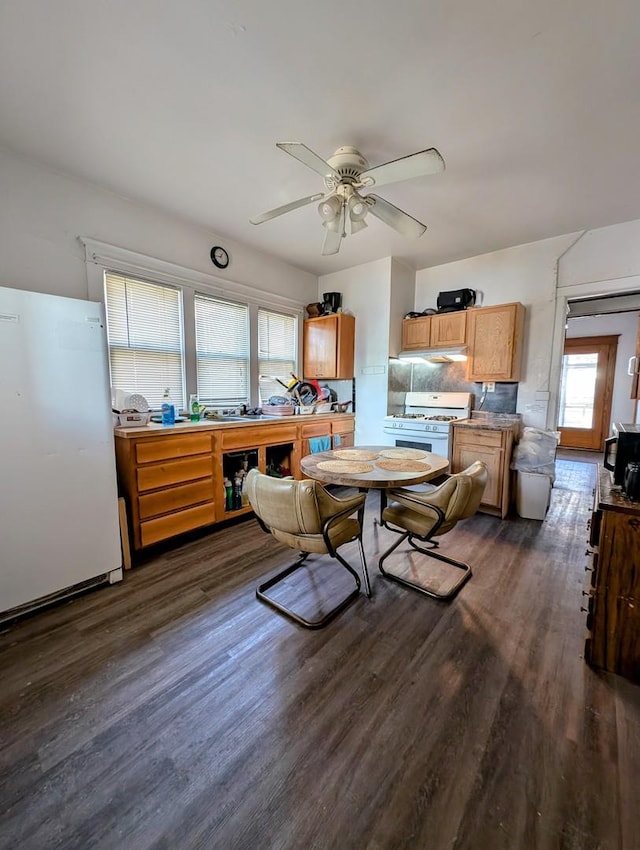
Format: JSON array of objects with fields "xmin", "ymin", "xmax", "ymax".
[{"xmin": 584, "ymin": 467, "xmax": 640, "ymax": 682}]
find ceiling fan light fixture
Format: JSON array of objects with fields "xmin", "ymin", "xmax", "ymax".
[
  {"xmin": 350, "ymin": 217, "xmax": 368, "ymax": 235},
  {"xmin": 348, "ymin": 196, "xmax": 368, "ymax": 219},
  {"xmin": 317, "ymin": 195, "xmax": 342, "ymax": 225}
]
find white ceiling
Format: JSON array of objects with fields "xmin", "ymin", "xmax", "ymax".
[{"xmin": 1, "ymin": 0, "xmax": 639, "ymax": 277}]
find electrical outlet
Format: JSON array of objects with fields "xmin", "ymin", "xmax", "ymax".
[{"xmin": 482, "ymin": 381, "xmax": 495, "ymax": 392}]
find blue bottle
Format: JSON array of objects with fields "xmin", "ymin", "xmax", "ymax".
[{"xmin": 161, "ymin": 388, "xmax": 176, "ymax": 426}]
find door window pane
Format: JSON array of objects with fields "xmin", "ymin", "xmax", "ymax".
[{"xmin": 559, "ymin": 352, "xmax": 598, "ymax": 428}]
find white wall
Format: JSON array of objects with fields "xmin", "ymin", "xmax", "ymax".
[
  {"xmin": 389, "ymin": 258, "xmax": 416, "ymax": 358},
  {"xmin": 414, "ymin": 219, "xmax": 640, "ymax": 429},
  {"xmin": 558, "ymin": 220, "xmax": 640, "ymax": 289},
  {"xmin": 0, "ymin": 146, "xmax": 317, "ymax": 303},
  {"xmin": 319, "ymin": 258, "xmax": 394, "ymax": 444},
  {"xmin": 565, "ymin": 311, "xmax": 638, "ymax": 430},
  {"xmin": 415, "ymin": 234, "xmax": 578, "ymax": 427}
]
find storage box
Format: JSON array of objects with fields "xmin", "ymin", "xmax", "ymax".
[
  {"xmin": 116, "ymin": 411, "xmax": 150, "ymax": 428},
  {"xmin": 516, "ymin": 471, "xmax": 552, "ymax": 520}
]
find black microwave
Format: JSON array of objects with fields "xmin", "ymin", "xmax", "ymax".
[{"xmin": 604, "ymin": 423, "xmax": 640, "ymax": 484}]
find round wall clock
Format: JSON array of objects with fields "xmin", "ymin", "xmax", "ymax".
[{"xmin": 210, "ymin": 246, "xmax": 230, "ymax": 269}]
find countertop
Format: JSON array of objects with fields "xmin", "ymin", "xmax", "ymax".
[
  {"xmin": 113, "ymin": 411, "xmax": 353, "ymax": 439},
  {"xmin": 597, "ymin": 466, "xmax": 640, "ymax": 516},
  {"xmin": 452, "ymin": 416, "xmax": 521, "ymax": 432}
]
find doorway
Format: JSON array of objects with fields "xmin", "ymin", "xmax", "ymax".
[{"xmin": 558, "ymin": 335, "xmax": 618, "ymax": 450}]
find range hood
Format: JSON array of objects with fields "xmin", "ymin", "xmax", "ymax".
[{"xmin": 397, "ymin": 345, "xmax": 468, "ymax": 363}]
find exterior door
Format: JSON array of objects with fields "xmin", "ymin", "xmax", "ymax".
[{"xmin": 558, "ymin": 335, "xmax": 618, "ymax": 450}]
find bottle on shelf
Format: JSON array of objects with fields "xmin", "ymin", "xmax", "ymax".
[
  {"xmin": 241, "ymin": 475, "xmax": 249, "ymax": 507},
  {"xmin": 224, "ymin": 478, "xmax": 233, "ymax": 512},
  {"xmin": 233, "ymin": 475, "xmax": 242, "ymax": 510},
  {"xmin": 161, "ymin": 388, "xmax": 176, "ymax": 426}
]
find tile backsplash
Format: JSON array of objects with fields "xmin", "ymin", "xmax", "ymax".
[{"xmin": 387, "ymin": 360, "xmax": 518, "ymax": 414}]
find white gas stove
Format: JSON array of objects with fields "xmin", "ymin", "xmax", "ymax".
[{"xmin": 383, "ymin": 392, "xmax": 472, "ymax": 458}]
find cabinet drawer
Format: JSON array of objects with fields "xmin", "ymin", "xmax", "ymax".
[
  {"xmin": 454, "ymin": 428, "xmax": 504, "ymax": 448},
  {"xmin": 137, "ymin": 456, "xmax": 213, "ymax": 492},
  {"xmin": 221, "ymin": 424, "xmax": 297, "ymax": 450},
  {"xmin": 138, "ymin": 478, "xmax": 214, "ymax": 520},
  {"xmin": 332, "ymin": 418, "xmax": 354, "ymax": 434},
  {"xmin": 301, "ymin": 421, "xmax": 333, "ymax": 438},
  {"xmin": 135, "ymin": 433, "xmax": 212, "ymax": 464},
  {"xmin": 140, "ymin": 502, "xmax": 215, "ymax": 547}
]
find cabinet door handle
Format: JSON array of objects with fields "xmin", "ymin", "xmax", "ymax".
[
  {"xmin": 585, "ymin": 548, "xmax": 594, "ymax": 557},
  {"xmin": 628, "ymin": 355, "xmax": 638, "ymax": 376},
  {"xmin": 584, "ymin": 565, "xmax": 594, "ymax": 573}
]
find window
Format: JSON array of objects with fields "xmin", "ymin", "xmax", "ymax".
[
  {"xmin": 104, "ymin": 273, "xmax": 184, "ymax": 409},
  {"xmin": 195, "ymin": 294, "xmax": 249, "ymax": 405},
  {"xmin": 258, "ymin": 309, "xmax": 297, "ymax": 403},
  {"xmin": 559, "ymin": 352, "xmax": 598, "ymax": 428},
  {"xmin": 92, "ymin": 240, "xmax": 303, "ymax": 411}
]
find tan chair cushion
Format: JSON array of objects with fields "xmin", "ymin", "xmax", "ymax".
[
  {"xmin": 246, "ymin": 468, "xmax": 365, "ymax": 553},
  {"xmin": 383, "ymin": 461, "xmax": 488, "ymax": 538}
]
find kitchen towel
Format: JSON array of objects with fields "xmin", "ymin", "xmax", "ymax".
[{"xmin": 309, "ymin": 436, "xmax": 331, "ymax": 453}]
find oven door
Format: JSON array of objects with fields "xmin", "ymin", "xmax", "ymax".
[{"xmin": 382, "ymin": 427, "xmax": 450, "ymax": 458}]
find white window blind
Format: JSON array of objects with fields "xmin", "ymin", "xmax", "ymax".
[
  {"xmin": 104, "ymin": 272, "xmax": 184, "ymax": 409},
  {"xmin": 195, "ymin": 294, "xmax": 249, "ymax": 405},
  {"xmin": 258, "ymin": 308, "xmax": 297, "ymax": 403}
]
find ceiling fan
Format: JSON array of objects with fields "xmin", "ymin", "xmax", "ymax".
[{"xmin": 249, "ymin": 142, "xmax": 445, "ymax": 256}]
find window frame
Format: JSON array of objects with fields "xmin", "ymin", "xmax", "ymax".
[{"xmin": 83, "ymin": 238, "xmax": 304, "ymax": 409}]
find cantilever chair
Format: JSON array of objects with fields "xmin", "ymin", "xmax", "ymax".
[
  {"xmin": 379, "ymin": 461, "xmax": 488, "ymax": 600},
  {"xmin": 246, "ymin": 468, "xmax": 370, "ymax": 628}
]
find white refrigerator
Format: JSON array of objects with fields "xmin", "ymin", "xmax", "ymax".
[{"xmin": 0, "ymin": 285, "xmax": 123, "ymax": 617}]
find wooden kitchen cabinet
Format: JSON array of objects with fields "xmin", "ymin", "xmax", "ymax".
[
  {"xmin": 115, "ymin": 414, "xmax": 355, "ymax": 552},
  {"xmin": 465, "ymin": 302, "xmax": 525, "ymax": 382},
  {"xmin": 450, "ymin": 422, "xmax": 519, "ymax": 518},
  {"xmin": 332, "ymin": 414, "xmax": 355, "ymax": 448},
  {"xmin": 401, "ymin": 315, "xmax": 431, "ymax": 350},
  {"xmin": 303, "ymin": 313, "xmax": 355, "ymax": 379},
  {"xmin": 115, "ymin": 431, "xmax": 216, "ymax": 550},
  {"xmin": 430, "ymin": 311, "xmax": 467, "ymax": 347},
  {"xmin": 584, "ymin": 468, "xmax": 640, "ymax": 682}
]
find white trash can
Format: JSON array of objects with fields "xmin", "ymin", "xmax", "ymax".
[{"xmin": 516, "ymin": 471, "xmax": 552, "ymax": 520}]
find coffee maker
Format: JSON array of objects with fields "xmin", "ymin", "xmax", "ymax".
[{"xmin": 322, "ymin": 292, "xmax": 342, "ymax": 314}]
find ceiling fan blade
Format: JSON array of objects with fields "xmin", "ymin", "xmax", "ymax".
[
  {"xmin": 366, "ymin": 194, "xmax": 427, "ymax": 239},
  {"xmin": 321, "ymin": 204, "xmax": 345, "ymax": 255},
  {"xmin": 359, "ymin": 148, "xmax": 445, "ymax": 188},
  {"xmin": 276, "ymin": 142, "xmax": 340, "ymax": 181},
  {"xmin": 250, "ymin": 193, "xmax": 324, "ymax": 225}
]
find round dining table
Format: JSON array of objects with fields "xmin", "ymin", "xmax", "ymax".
[{"xmin": 300, "ymin": 445, "xmax": 449, "ymax": 490}]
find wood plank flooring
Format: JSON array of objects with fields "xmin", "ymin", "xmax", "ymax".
[{"xmin": 1, "ymin": 460, "xmax": 640, "ymax": 849}]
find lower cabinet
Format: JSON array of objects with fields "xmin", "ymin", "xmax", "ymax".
[
  {"xmin": 450, "ymin": 423, "xmax": 518, "ymax": 519},
  {"xmin": 115, "ymin": 431, "xmax": 216, "ymax": 550},
  {"xmin": 332, "ymin": 414, "xmax": 355, "ymax": 448},
  {"xmin": 115, "ymin": 414, "xmax": 355, "ymax": 552},
  {"xmin": 583, "ymin": 468, "xmax": 640, "ymax": 682}
]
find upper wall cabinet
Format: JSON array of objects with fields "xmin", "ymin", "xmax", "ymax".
[
  {"xmin": 401, "ymin": 311, "xmax": 467, "ymax": 350},
  {"xmin": 430, "ymin": 311, "xmax": 467, "ymax": 347},
  {"xmin": 401, "ymin": 315, "xmax": 431, "ymax": 350},
  {"xmin": 303, "ymin": 313, "xmax": 355, "ymax": 379},
  {"xmin": 465, "ymin": 302, "xmax": 525, "ymax": 382}
]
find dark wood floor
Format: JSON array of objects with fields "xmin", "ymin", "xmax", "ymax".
[{"xmin": 2, "ymin": 460, "xmax": 639, "ymax": 849}]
